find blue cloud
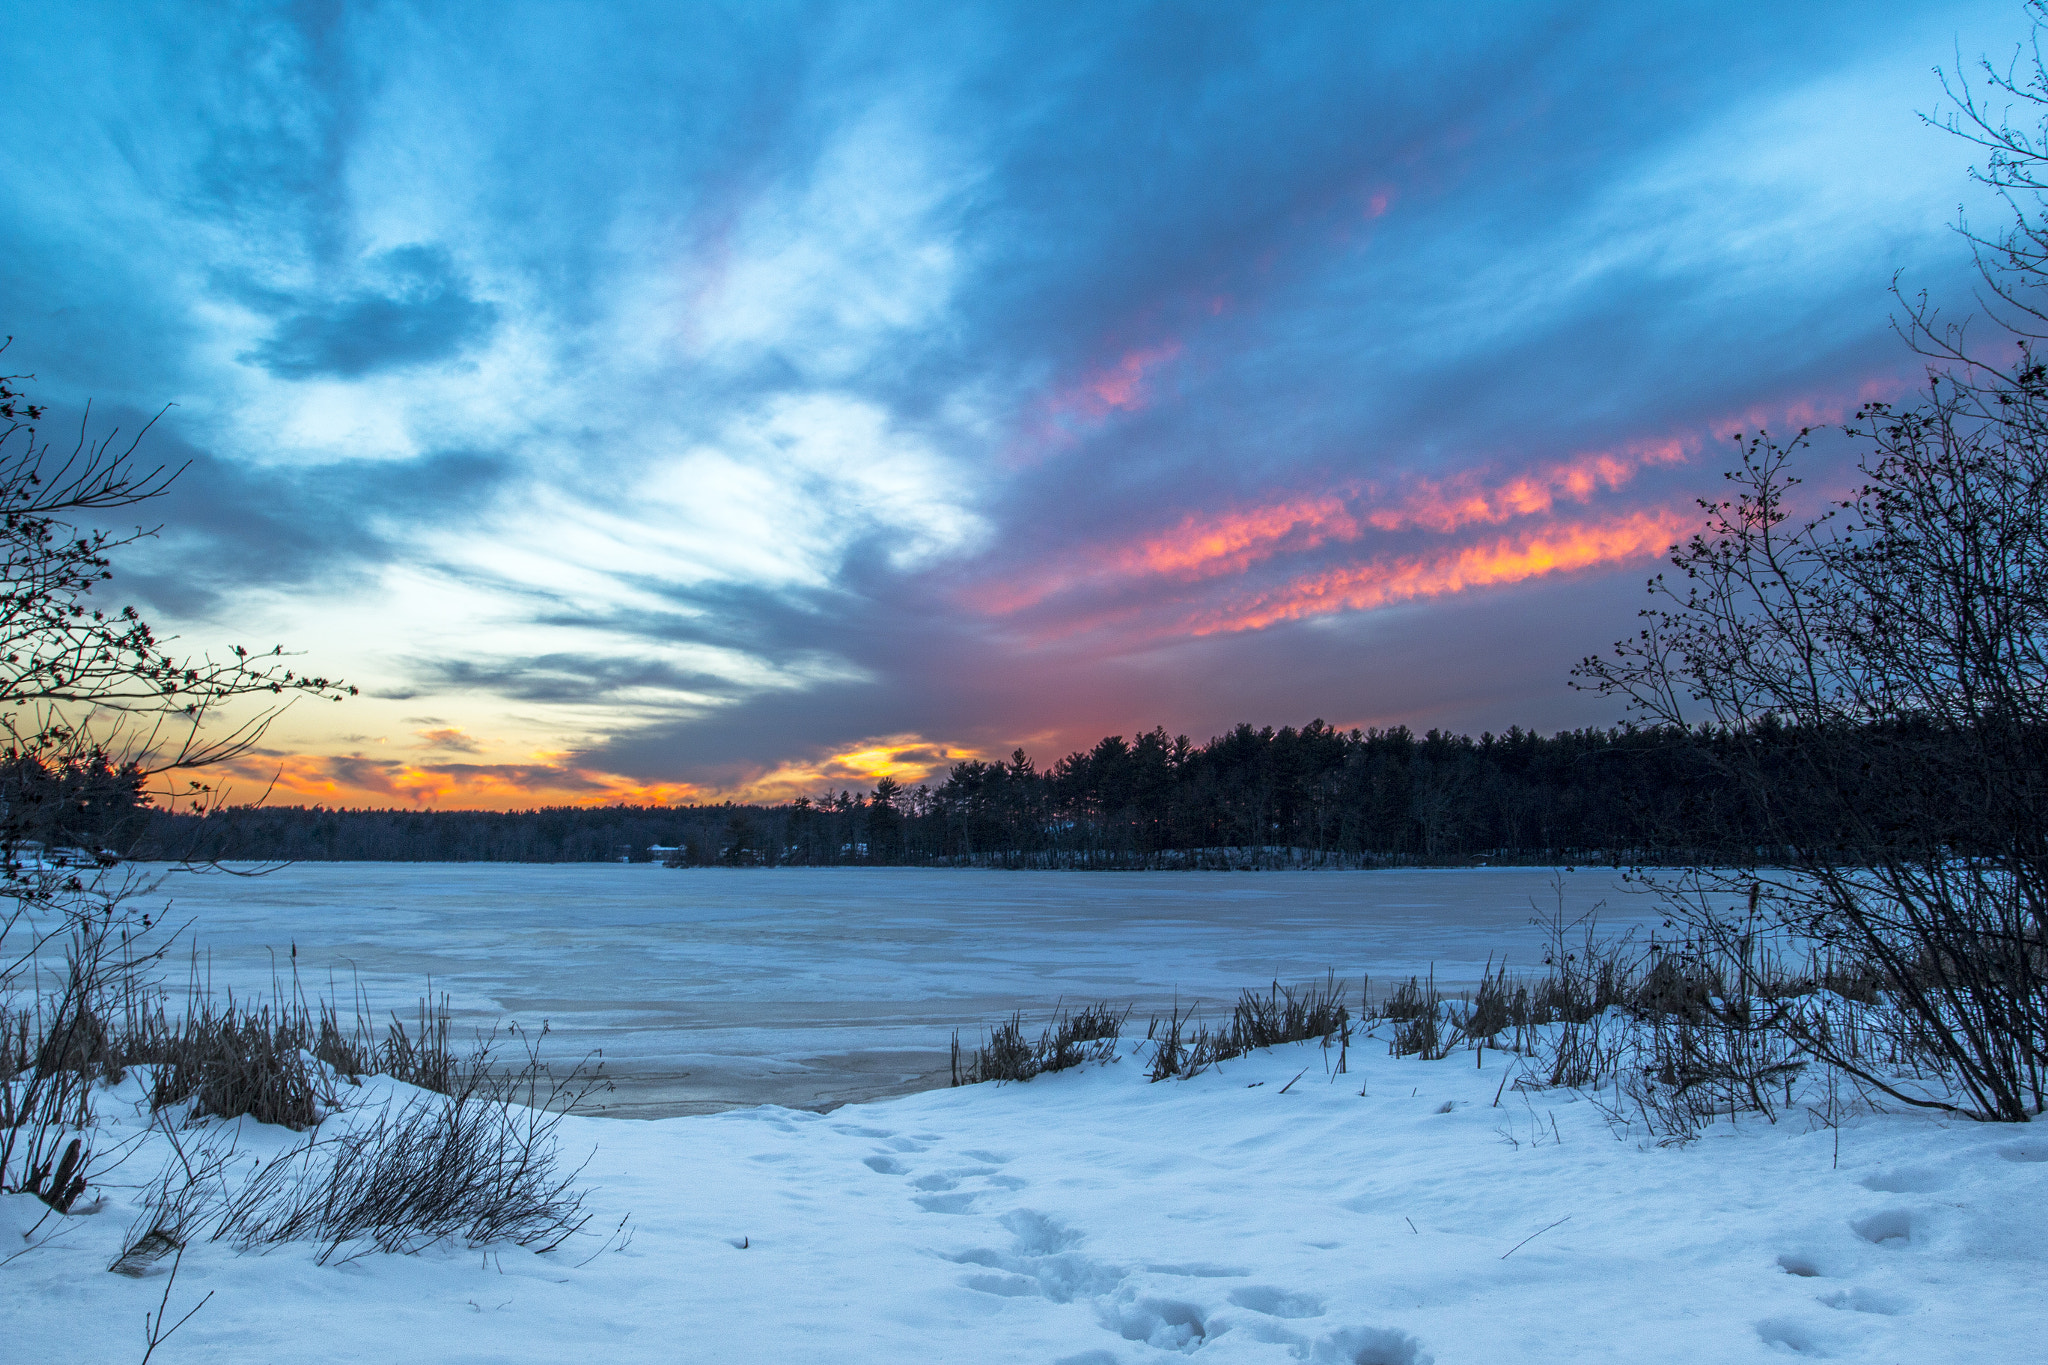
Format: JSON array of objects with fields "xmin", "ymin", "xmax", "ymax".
[{"xmin": 242, "ymin": 246, "xmax": 497, "ymax": 379}]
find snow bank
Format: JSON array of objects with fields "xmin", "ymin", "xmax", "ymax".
[{"xmin": 3, "ymin": 1030, "xmax": 2038, "ymax": 1363}]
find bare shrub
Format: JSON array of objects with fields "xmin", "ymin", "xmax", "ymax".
[
  {"xmin": 1380, "ymin": 976, "xmax": 1431, "ymax": 1024},
  {"xmin": 150, "ymin": 997, "xmax": 322, "ymax": 1129},
  {"xmin": 374, "ymin": 995, "xmax": 456, "ymax": 1094},
  {"xmin": 0, "ymin": 353, "xmax": 350, "ymax": 1217},
  {"xmin": 1232, "ymin": 973, "xmax": 1351, "ymax": 1050},
  {"xmin": 0, "ymin": 884, "xmax": 161, "ymax": 1210},
  {"xmin": 1387, "ymin": 970, "xmax": 1463, "ymax": 1060},
  {"xmin": 952, "ymin": 1001, "xmax": 1128, "ymax": 1085},
  {"xmin": 1543, "ymin": 1016, "xmax": 1615, "ymax": 1089},
  {"xmin": 1530, "ymin": 893, "xmax": 1641, "ymax": 1024},
  {"xmin": 128, "ymin": 1027, "xmax": 606, "ymax": 1265},
  {"xmin": 1143, "ymin": 1001, "xmax": 1239, "ymax": 1081},
  {"xmin": 1510, "ymin": 905, "xmax": 1833, "ymax": 1140},
  {"xmin": 1576, "ymin": 356, "xmax": 2048, "ymax": 1120},
  {"xmin": 1465, "ymin": 961, "xmax": 1517, "ymax": 1044}
]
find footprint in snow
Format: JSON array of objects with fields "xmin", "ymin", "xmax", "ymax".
[
  {"xmin": 862, "ymin": 1155, "xmax": 908, "ymax": 1175},
  {"xmin": 951, "ymin": 1212, "xmax": 1426, "ymax": 1365},
  {"xmin": 1850, "ymin": 1209, "xmax": 1916, "ymax": 1247},
  {"xmin": 1229, "ymin": 1285, "xmax": 1326, "ymax": 1318},
  {"xmin": 950, "ymin": 1210, "xmax": 1123, "ymax": 1305},
  {"xmin": 1105, "ymin": 1298, "xmax": 1208, "ymax": 1354},
  {"xmin": 1817, "ymin": 1286, "xmax": 1912, "ymax": 1316},
  {"xmin": 1858, "ymin": 1166, "xmax": 1949, "ymax": 1194},
  {"xmin": 1755, "ymin": 1317, "xmax": 1838, "ymax": 1356},
  {"xmin": 1309, "ymin": 1325, "xmax": 1434, "ymax": 1364},
  {"xmin": 1777, "ymin": 1252, "xmax": 1829, "ymax": 1278},
  {"xmin": 1146, "ymin": 1263, "xmax": 1250, "ymax": 1279},
  {"xmin": 914, "ymin": 1190, "xmax": 979, "ymax": 1214}
]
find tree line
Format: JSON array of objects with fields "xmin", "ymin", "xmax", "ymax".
[{"xmin": 104, "ymin": 718, "xmax": 1847, "ymax": 866}]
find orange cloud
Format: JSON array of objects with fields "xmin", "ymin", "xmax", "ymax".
[
  {"xmin": 1004, "ymin": 338, "xmax": 1188, "ymax": 469},
  {"xmin": 1121, "ymin": 495, "xmax": 1359, "ymax": 579},
  {"xmin": 972, "ymin": 437, "xmax": 1691, "ymax": 617},
  {"xmin": 1364, "ymin": 439, "xmax": 1689, "ymax": 535},
  {"xmin": 1055, "ymin": 340, "xmax": 1184, "ymax": 418},
  {"xmin": 729, "ymin": 734, "xmax": 990, "ymax": 804},
  {"xmin": 967, "ymin": 495, "xmax": 1358, "ymax": 614},
  {"xmin": 1188, "ymin": 508, "xmax": 1691, "ymax": 635}
]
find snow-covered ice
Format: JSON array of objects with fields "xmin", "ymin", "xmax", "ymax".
[
  {"xmin": 138, "ymin": 865, "xmax": 1662, "ymax": 1115},
  {"xmin": 4, "ymin": 1024, "xmax": 2037, "ymax": 1363}
]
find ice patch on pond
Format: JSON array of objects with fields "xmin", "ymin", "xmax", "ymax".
[{"xmin": 132, "ymin": 864, "xmax": 1652, "ymax": 1115}]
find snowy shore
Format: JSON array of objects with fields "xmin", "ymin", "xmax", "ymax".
[{"xmin": 5, "ymin": 1025, "xmax": 2038, "ymax": 1364}]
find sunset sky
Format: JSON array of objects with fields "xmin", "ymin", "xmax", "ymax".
[{"xmin": 0, "ymin": 1, "xmax": 2021, "ymax": 807}]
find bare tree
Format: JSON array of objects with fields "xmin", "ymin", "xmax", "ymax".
[
  {"xmin": 1569, "ymin": 4, "xmax": 2048, "ymax": 1124},
  {"xmin": 1575, "ymin": 384, "xmax": 2048, "ymax": 1119},
  {"xmin": 0, "ymin": 348, "xmax": 352, "ymax": 1207},
  {"xmin": 0, "ymin": 352, "xmax": 353, "ymax": 829}
]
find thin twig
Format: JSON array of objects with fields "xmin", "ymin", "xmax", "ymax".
[
  {"xmin": 139, "ymin": 1247, "xmax": 213, "ymax": 1365},
  {"xmin": 1500, "ymin": 1214, "xmax": 1571, "ymax": 1260}
]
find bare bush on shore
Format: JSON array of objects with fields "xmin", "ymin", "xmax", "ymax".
[{"xmin": 118, "ymin": 1025, "xmax": 606, "ymax": 1266}]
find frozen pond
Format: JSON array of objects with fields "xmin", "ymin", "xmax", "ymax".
[{"xmin": 131, "ymin": 864, "xmax": 1664, "ymax": 1117}]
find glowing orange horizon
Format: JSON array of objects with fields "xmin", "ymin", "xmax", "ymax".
[
  {"xmin": 191, "ymin": 734, "xmax": 987, "ymax": 812},
  {"xmin": 189, "ymin": 752, "xmax": 710, "ymax": 812},
  {"xmin": 728, "ymin": 734, "xmax": 992, "ymax": 804}
]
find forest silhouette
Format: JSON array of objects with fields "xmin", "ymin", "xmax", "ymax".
[{"xmin": 125, "ymin": 719, "xmax": 1841, "ymax": 867}]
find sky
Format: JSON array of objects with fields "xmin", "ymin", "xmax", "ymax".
[{"xmin": 0, "ymin": 0, "xmax": 2027, "ymax": 808}]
